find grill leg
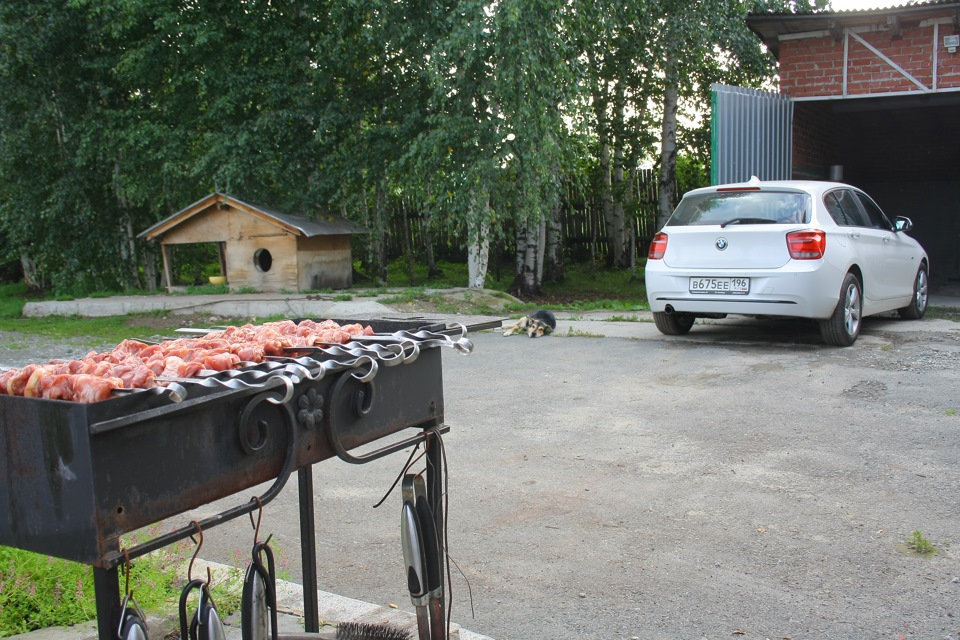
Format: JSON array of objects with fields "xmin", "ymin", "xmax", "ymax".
[
  {"xmin": 298, "ymin": 465, "xmax": 320, "ymax": 633},
  {"xmin": 426, "ymin": 430, "xmax": 446, "ymax": 638},
  {"xmin": 93, "ymin": 566, "xmax": 121, "ymax": 640}
]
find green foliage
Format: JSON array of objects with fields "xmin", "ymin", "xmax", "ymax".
[
  {"xmin": 925, "ymin": 307, "xmax": 960, "ymax": 322},
  {"xmin": 0, "ymin": 534, "xmax": 188, "ymax": 636},
  {"xmin": 0, "ymin": 283, "xmax": 27, "ymax": 319},
  {"xmin": 906, "ymin": 530, "xmax": 936, "ymax": 555},
  {"xmin": 353, "ymin": 258, "xmax": 494, "ymax": 291},
  {"xmin": 542, "ymin": 263, "xmax": 648, "ymax": 305},
  {"xmin": 0, "ymin": 0, "xmax": 784, "ymax": 295},
  {"xmin": 0, "ymin": 548, "xmax": 96, "ymax": 634},
  {"xmin": 181, "ymin": 284, "xmax": 231, "ymax": 296},
  {"xmin": 0, "ymin": 314, "xmax": 167, "ymax": 346}
]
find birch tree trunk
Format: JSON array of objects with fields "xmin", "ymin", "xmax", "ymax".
[
  {"xmin": 113, "ymin": 160, "xmax": 141, "ymax": 290},
  {"xmin": 119, "ymin": 211, "xmax": 141, "ymax": 290},
  {"xmin": 599, "ymin": 140, "xmax": 617, "ymax": 266},
  {"xmin": 545, "ymin": 201, "xmax": 563, "ymax": 282},
  {"xmin": 514, "ymin": 218, "xmax": 526, "ymax": 277},
  {"xmin": 467, "ymin": 226, "xmax": 490, "ymax": 289},
  {"xmin": 519, "ymin": 217, "xmax": 538, "ymax": 294},
  {"xmin": 658, "ymin": 84, "xmax": 679, "ymax": 232},
  {"xmin": 401, "ymin": 198, "xmax": 415, "ymax": 286},
  {"xmin": 466, "ymin": 191, "xmax": 490, "ymax": 289},
  {"xmin": 613, "ymin": 143, "xmax": 627, "ymax": 267},
  {"xmin": 625, "ymin": 169, "xmax": 638, "ymax": 281},
  {"xmin": 611, "ymin": 81, "xmax": 628, "ymax": 267},
  {"xmin": 424, "ymin": 227, "xmax": 441, "ymax": 277},
  {"xmin": 21, "ymin": 254, "xmax": 40, "ymax": 291},
  {"xmin": 509, "ymin": 215, "xmax": 544, "ymax": 296},
  {"xmin": 535, "ymin": 215, "xmax": 546, "ymax": 288}
]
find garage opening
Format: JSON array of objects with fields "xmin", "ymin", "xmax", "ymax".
[{"xmin": 794, "ymin": 91, "xmax": 960, "ymax": 287}]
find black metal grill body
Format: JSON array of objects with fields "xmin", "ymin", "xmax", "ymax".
[{"xmin": 0, "ymin": 340, "xmax": 444, "ymax": 568}]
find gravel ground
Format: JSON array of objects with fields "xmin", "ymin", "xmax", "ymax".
[
  {"xmin": 4, "ymin": 310, "xmax": 960, "ymax": 640},
  {"xmin": 126, "ymin": 314, "xmax": 960, "ymax": 639}
]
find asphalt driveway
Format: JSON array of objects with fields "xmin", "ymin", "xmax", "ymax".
[{"xmin": 172, "ymin": 312, "xmax": 960, "ymax": 640}]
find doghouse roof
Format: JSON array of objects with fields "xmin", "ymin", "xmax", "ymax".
[{"xmin": 139, "ymin": 192, "xmax": 363, "ymax": 241}]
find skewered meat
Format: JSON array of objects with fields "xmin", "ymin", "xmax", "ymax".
[
  {"xmin": 73, "ymin": 374, "xmax": 124, "ymax": 403},
  {"xmin": 1, "ymin": 318, "xmax": 375, "ymax": 403}
]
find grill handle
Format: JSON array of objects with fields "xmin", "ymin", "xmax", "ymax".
[{"xmin": 327, "ymin": 422, "xmax": 449, "ymax": 465}]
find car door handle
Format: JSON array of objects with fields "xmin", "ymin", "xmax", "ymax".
[{"xmin": 849, "ymin": 232, "xmax": 861, "ymax": 239}]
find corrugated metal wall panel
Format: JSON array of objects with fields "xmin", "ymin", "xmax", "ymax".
[{"xmin": 711, "ymin": 84, "xmax": 794, "ymax": 185}]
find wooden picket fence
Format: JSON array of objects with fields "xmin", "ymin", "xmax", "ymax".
[{"xmin": 383, "ymin": 168, "xmax": 666, "ymax": 263}]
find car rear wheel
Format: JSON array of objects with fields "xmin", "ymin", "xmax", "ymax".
[
  {"xmin": 819, "ymin": 273, "xmax": 862, "ymax": 346},
  {"xmin": 897, "ymin": 265, "xmax": 928, "ymax": 320},
  {"xmin": 653, "ymin": 311, "xmax": 695, "ymax": 335}
]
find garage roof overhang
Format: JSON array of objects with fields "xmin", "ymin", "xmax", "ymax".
[{"xmin": 747, "ymin": 1, "xmax": 960, "ymax": 60}]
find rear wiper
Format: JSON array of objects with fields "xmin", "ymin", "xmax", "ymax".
[{"xmin": 719, "ymin": 217, "xmax": 776, "ymax": 228}]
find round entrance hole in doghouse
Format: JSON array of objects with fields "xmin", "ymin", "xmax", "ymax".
[{"xmin": 254, "ymin": 248, "xmax": 273, "ymax": 272}]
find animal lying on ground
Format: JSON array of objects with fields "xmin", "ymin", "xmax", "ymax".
[{"xmin": 502, "ymin": 310, "xmax": 557, "ymax": 338}]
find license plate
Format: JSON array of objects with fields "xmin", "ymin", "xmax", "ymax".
[{"xmin": 689, "ymin": 277, "xmax": 750, "ymax": 295}]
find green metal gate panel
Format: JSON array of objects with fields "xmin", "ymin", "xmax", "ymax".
[{"xmin": 711, "ymin": 84, "xmax": 793, "ymax": 185}]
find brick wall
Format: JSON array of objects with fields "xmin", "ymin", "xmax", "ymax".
[
  {"xmin": 779, "ymin": 22, "xmax": 960, "ymax": 97},
  {"xmin": 792, "ymin": 102, "xmax": 837, "ymax": 179}
]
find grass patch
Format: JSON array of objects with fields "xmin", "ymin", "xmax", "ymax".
[
  {"xmin": 906, "ymin": 530, "xmax": 936, "ymax": 554},
  {"xmin": 379, "ymin": 287, "xmax": 436, "ymax": 306},
  {"xmin": 177, "ymin": 284, "xmax": 232, "ymax": 295},
  {"xmin": 356, "ymin": 259, "xmax": 498, "ymax": 291},
  {"xmin": 541, "ymin": 263, "xmax": 647, "ymax": 305},
  {"xmin": 0, "ymin": 529, "xmax": 195, "ymax": 636},
  {"xmin": 0, "ymin": 261, "xmax": 651, "ymax": 339},
  {"xmin": 563, "ymin": 327, "xmax": 605, "ymax": 338},
  {"xmin": 0, "ymin": 282, "xmax": 28, "ymax": 319},
  {"xmin": 0, "ymin": 547, "xmax": 100, "ymax": 634},
  {"xmin": 0, "ymin": 521, "xmax": 273, "ymax": 637},
  {"xmin": 925, "ymin": 306, "xmax": 960, "ymax": 322}
]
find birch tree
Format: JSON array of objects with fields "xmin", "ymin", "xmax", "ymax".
[
  {"xmin": 574, "ymin": 2, "xmax": 658, "ymax": 268},
  {"xmin": 652, "ymin": 0, "xmax": 825, "ymax": 227}
]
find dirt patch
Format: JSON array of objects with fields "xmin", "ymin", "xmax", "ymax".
[{"xmin": 387, "ymin": 288, "xmax": 523, "ymax": 316}]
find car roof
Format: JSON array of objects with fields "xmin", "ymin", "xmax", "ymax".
[{"xmin": 683, "ymin": 177, "xmax": 856, "ymax": 199}]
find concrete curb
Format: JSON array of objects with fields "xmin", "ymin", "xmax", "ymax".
[
  {"xmin": 8, "ymin": 560, "xmax": 493, "ymax": 640},
  {"xmin": 22, "ymin": 294, "xmax": 398, "ymax": 320}
]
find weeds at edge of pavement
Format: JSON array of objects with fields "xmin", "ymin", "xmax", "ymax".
[
  {"xmin": 563, "ymin": 327, "xmax": 605, "ymax": 338},
  {"xmin": 906, "ymin": 530, "xmax": 936, "ymax": 555}
]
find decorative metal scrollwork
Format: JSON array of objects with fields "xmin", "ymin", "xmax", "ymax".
[
  {"xmin": 237, "ymin": 387, "xmax": 297, "ymax": 456},
  {"xmin": 296, "ymin": 387, "xmax": 324, "ymax": 430}
]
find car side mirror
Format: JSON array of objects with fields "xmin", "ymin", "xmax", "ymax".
[{"xmin": 894, "ymin": 216, "xmax": 913, "ymax": 232}]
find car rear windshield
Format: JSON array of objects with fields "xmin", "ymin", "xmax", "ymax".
[{"xmin": 667, "ymin": 191, "xmax": 811, "ymax": 227}]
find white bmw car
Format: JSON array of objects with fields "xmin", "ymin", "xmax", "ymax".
[{"xmin": 644, "ymin": 178, "xmax": 929, "ymax": 346}]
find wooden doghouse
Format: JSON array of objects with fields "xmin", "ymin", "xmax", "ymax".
[{"xmin": 139, "ymin": 193, "xmax": 362, "ymax": 293}]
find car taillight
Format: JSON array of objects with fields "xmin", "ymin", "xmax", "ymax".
[
  {"xmin": 648, "ymin": 232, "xmax": 668, "ymax": 260},
  {"xmin": 786, "ymin": 230, "xmax": 826, "ymax": 260}
]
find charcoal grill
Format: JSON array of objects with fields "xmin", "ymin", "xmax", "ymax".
[{"xmin": 0, "ymin": 317, "xmax": 483, "ymax": 640}]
